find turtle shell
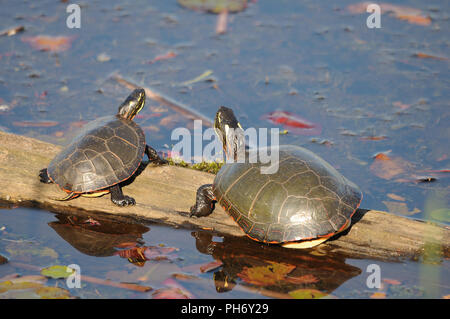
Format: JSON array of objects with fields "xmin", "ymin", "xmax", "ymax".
[
  {"xmin": 48, "ymin": 115, "xmax": 145, "ymax": 193},
  {"xmin": 213, "ymin": 145, "xmax": 362, "ymax": 243}
]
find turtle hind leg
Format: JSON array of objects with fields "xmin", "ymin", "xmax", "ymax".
[
  {"xmin": 190, "ymin": 184, "xmax": 216, "ymax": 218},
  {"xmin": 39, "ymin": 168, "xmax": 53, "ymax": 184},
  {"xmin": 145, "ymin": 145, "xmax": 168, "ymax": 165},
  {"xmin": 110, "ymin": 184, "xmax": 135, "ymax": 207}
]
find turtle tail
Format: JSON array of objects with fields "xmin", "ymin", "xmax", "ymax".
[{"xmin": 53, "ymin": 192, "xmax": 80, "ymax": 201}]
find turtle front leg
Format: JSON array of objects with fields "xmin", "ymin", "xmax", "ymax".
[
  {"xmin": 110, "ymin": 184, "xmax": 136, "ymax": 207},
  {"xmin": 190, "ymin": 184, "xmax": 216, "ymax": 217},
  {"xmin": 145, "ymin": 145, "xmax": 168, "ymax": 165},
  {"xmin": 39, "ymin": 168, "xmax": 53, "ymax": 184}
]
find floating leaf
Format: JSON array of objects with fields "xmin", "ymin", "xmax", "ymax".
[
  {"xmin": 370, "ymin": 154, "xmax": 410, "ymax": 180},
  {"xmin": 0, "ymin": 276, "xmax": 72, "ymax": 299},
  {"xmin": 199, "ymin": 260, "xmax": 223, "ymax": 273},
  {"xmin": 412, "ymin": 52, "xmax": 448, "ymax": 61},
  {"xmin": 180, "ymin": 70, "xmax": 214, "ymax": 86},
  {"xmin": 178, "ymin": 0, "xmax": 247, "ymax": 14},
  {"xmin": 370, "ymin": 291, "xmax": 387, "ymax": 299},
  {"xmin": 238, "ymin": 262, "xmax": 296, "ymax": 287},
  {"xmin": 262, "ymin": 111, "xmax": 322, "ymax": 136},
  {"xmin": 147, "ymin": 51, "xmax": 177, "ymax": 64},
  {"xmin": 288, "ymin": 288, "xmax": 328, "ymax": 299},
  {"xmin": 383, "ymin": 201, "xmax": 421, "ymax": 216},
  {"xmin": 13, "ymin": 121, "xmax": 59, "ymax": 128},
  {"xmin": 386, "ymin": 193, "xmax": 406, "ymax": 201},
  {"xmin": 383, "ymin": 278, "xmax": 401, "ymax": 285},
  {"xmin": 22, "ymin": 35, "xmax": 75, "ymax": 52},
  {"xmin": 430, "ymin": 208, "xmax": 450, "ymax": 223},
  {"xmin": 41, "ymin": 265, "xmax": 75, "ymax": 279}
]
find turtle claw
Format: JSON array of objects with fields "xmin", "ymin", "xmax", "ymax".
[
  {"xmin": 189, "ymin": 203, "xmax": 214, "ymax": 218},
  {"xmin": 112, "ymin": 196, "xmax": 136, "ymax": 207},
  {"xmin": 39, "ymin": 168, "xmax": 52, "ymax": 184}
]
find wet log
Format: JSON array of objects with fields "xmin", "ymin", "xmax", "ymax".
[{"xmin": 0, "ymin": 131, "xmax": 448, "ymax": 261}]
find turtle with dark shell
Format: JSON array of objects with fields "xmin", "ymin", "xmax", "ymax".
[
  {"xmin": 190, "ymin": 106, "xmax": 362, "ymax": 248},
  {"xmin": 39, "ymin": 88, "xmax": 167, "ymax": 206}
]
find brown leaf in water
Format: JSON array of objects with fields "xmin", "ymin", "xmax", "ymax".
[
  {"xmin": 13, "ymin": 121, "xmax": 59, "ymax": 128},
  {"xmin": 386, "ymin": 193, "xmax": 406, "ymax": 201},
  {"xmin": 238, "ymin": 262, "xmax": 296, "ymax": 287},
  {"xmin": 22, "ymin": 35, "xmax": 74, "ymax": 52},
  {"xmin": 370, "ymin": 153, "xmax": 411, "ymax": 180},
  {"xmin": 199, "ymin": 260, "xmax": 223, "ymax": 273},
  {"xmin": 392, "ymin": 101, "xmax": 411, "ymax": 110},
  {"xmin": 412, "ymin": 52, "xmax": 448, "ymax": 61},
  {"xmin": 382, "ymin": 201, "xmax": 421, "ymax": 216}
]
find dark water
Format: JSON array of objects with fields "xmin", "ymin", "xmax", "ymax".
[{"xmin": 0, "ymin": 0, "xmax": 449, "ymax": 298}]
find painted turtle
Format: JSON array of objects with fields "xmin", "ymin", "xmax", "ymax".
[
  {"xmin": 39, "ymin": 88, "xmax": 167, "ymax": 206},
  {"xmin": 190, "ymin": 106, "xmax": 362, "ymax": 248}
]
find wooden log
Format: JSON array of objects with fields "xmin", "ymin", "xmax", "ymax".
[{"xmin": 0, "ymin": 131, "xmax": 448, "ymax": 261}]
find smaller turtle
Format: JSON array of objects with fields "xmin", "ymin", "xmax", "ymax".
[
  {"xmin": 190, "ymin": 106, "xmax": 362, "ymax": 248},
  {"xmin": 39, "ymin": 88, "xmax": 167, "ymax": 206}
]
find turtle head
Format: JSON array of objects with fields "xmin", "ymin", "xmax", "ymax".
[
  {"xmin": 214, "ymin": 106, "xmax": 245, "ymax": 161},
  {"xmin": 117, "ymin": 88, "xmax": 145, "ymax": 120}
]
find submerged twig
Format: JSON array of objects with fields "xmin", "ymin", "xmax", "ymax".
[{"xmin": 112, "ymin": 74, "xmax": 213, "ymax": 127}]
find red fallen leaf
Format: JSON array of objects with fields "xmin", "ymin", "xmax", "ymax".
[
  {"xmin": 21, "ymin": 35, "xmax": 75, "ymax": 52},
  {"xmin": 147, "ymin": 51, "xmax": 176, "ymax": 64},
  {"xmin": 413, "ymin": 52, "xmax": 448, "ymax": 61},
  {"xmin": 383, "ymin": 278, "xmax": 401, "ymax": 285},
  {"xmin": 396, "ymin": 15, "xmax": 431, "ymax": 26},
  {"xmin": 392, "ymin": 101, "xmax": 410, "ymax": 110},
  {"xmin": 359, "ymin": 135, "xmax": 387, "ymax": 141},
  {"xmin": 262, "ymin": 111, "xmax": 322, "ymax": 135},
  {"xmin": 13, "ymin": 120, "xmax": 59, "ymax": 127},
  {"xmin": 373, "ymin": 152, "xmax": 391, "ymax": 160},
  {"xmin": 216, "ymin": 9, "xmax": 228, "ymax": 34},
  {"xmin": 199, "ymin": 260, "xmax": 223, "ymax": 273},
  {"xmin": 370, "ymin": 153, "xmax": 411, "ymax": 180}
]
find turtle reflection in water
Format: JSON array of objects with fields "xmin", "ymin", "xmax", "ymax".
[
  {"xmin": 190, "ymin": 107, "xmax": 362, "ymax": 248},
  {"xmin": 39, "ymin": 89, "xmax": 167, "ymax": 206},
  {"xmin": 192, "ymin": 231, "xmax": 361, "ymax": 295}
]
